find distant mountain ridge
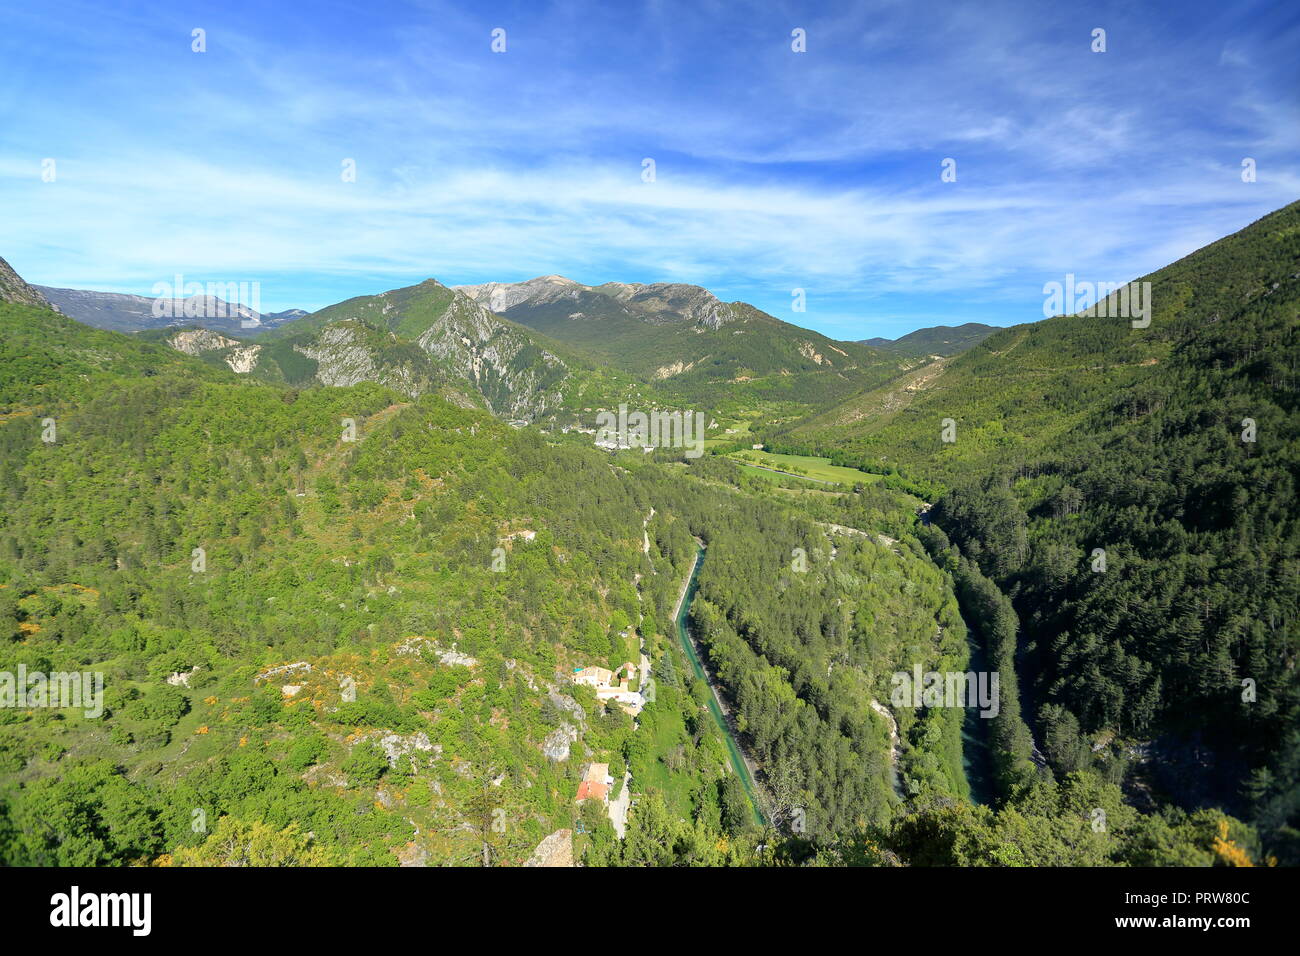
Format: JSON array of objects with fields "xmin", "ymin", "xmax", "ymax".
[
  {"xmin": 860, "ymin": 322, "xmax": 1000, "ymax": 357},
  {"xmin": 457, "ymin": 275, "xmax": 741, "ymax": 330},
  {"xmin": 35, "ymin": 285, "xmax": 305, "ymax": 336},
  {"xmin": 8, "ymin": 268, "xmax": 978, "ymax": 428},
  {"xmin": 164, "ymin": 270, "xmax": 915, "ymax": 422}
]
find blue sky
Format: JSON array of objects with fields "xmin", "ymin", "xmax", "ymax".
[{"xmin": 1, "ymin": 0, "xmax": 1297, "ymax": 339}]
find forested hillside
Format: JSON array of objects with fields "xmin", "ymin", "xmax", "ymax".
[
  {"xmin": 769, "ymin": 202, "xmax": 1300, "ymax": 487},
  {"xmin": 764, "ymin": 201, "xmax": 1300, "ymax": 864}
]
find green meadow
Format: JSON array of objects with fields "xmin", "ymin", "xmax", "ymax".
[{"xmin": 725, "ymin": 450, "xmax": 883, "ymax": 485}]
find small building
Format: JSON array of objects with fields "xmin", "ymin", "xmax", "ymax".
[
  {"xmin": 572, "ymin": 664, "xmax": 645, "ymax": 715},
  {"xmin": 575, "ymin": 780, "xmax": 609, "ymax": 802},
  {"xmin": 572, "ymin": 666, "xmax": 614, "ymax": 688},
  {"xmin": 595, "ymin": 686, "xmax": 645, "ymax": 716},
  {"xmin": 576, "ymin": 762, "xmax": 613, "ymax": 804}
]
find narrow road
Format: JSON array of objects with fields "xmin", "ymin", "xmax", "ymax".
[
  {"xmin": 608, "ymin": 770, "xmax": 632, "ymax": 838},
  {"xmin": 642, "ymin": 506, "xmax": 655, "ymax": 556}
]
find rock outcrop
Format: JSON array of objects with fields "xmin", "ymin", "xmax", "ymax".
[
  {"xmin": 456, "ymin": 274, "xmax": 584, "ymax": 314},
  {"xmin": 167, "ymin": 328, "xmax": 240, "ymax": 355},
  {"xmin": 294, "ymin": 322, "xmax": 434, "ymax": 397},
  {"xmin": 414, "ymin": 291, "xmax": 567, "ymax": 419},
  {"xmin": 541, "ymin": 723, "xmax": 579, "ymax": 762},
  {"xmin": 0, "ymin": 256, "xmax": 51, "ymax": 309},
  {"xmin": 376, "ymin": 731, "xmax": 438, "ymax": 768},
  {"xmin": 522, "ymin": 828, "xmax": 574, "ymax": 867}
]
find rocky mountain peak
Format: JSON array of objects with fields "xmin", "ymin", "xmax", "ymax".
[{"xmin": 456, "ymin": 275, "xmax": 585, "ymax": 314}]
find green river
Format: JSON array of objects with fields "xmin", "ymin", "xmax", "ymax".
[{"xmin": 674, "ymin": 545, "xmax": 766, "ymax": 827}]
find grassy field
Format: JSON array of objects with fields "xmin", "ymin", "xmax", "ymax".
[
  {"xmin": 725, "ymin": 450, "xmax": 883, "ymax": 485},
  {"xmin": 703, "ymin": 412, "xmax": 759, "ymax": 449}
]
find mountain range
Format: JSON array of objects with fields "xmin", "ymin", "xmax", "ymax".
[
  {"xmin": 35, "ymin": 285, "xmax": 307, "ymax": 336},
  {"xmin": 32, "ymin": 271, "xmax": 994, "ymax": 425}
]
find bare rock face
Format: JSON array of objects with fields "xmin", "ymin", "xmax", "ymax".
[
  {"xmin": 293, "ymin": 321, "xmax": 436, "ymax": 398},
  {"xmin": 397, "ymin": 841, "xmax": 431, "ymax": 867},
  {"xmin": 165, "ymin": 665, "xmax": 202, "ymax": 688},
  {"xmin": 415, "ymin": 291, "xmax": 567, "ymax": 420},
  {"xmin": 0, "ymin": 256, "xmax": 52, "ymax": 309},
  {"xmin": 541, "ymin": 723, "xmax": 579, "ymax": 762},
  {"xmin": 433, "ymin": 644, "xmax": 478, "ymax": 668},
  {"xmin": 546, "ymin": 690, "xmax": 586, "ymax": 724},
  {"xmin": 254, "ymin": 661, "xmax": 313, "ymax": 684},
  {"xmin": 599, "ymin": 281, "xmax": 738, "ymax": 329},
  {"xmin": 295, "ymin": 323, "xmax": 378, "ymax": 387},
  {"xmin": 456, "ymin": 275, "xmax": 584, "ymax": 313},
  {"xmin": 522, "ymin": 828, "xmax": 574, "ymax": 867},
  {"xmin": 166, "ymin": 329, "xmax": 265, "ymax": 374},
  {"xmin": 167, "ymin": 328, "xmax": 240, "ymax": 355},
  {"xmin": 225, "ymin": 344, "xmax": 262, "ymax": 373},
  {"xmin": 377, "ymin": 731, "xmax": 437, "ymax": 768}
]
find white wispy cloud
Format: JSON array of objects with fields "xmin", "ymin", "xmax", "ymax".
[{"xmin": 0, "ymin": 0, "xmax": 1295, "ymax": 336}]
